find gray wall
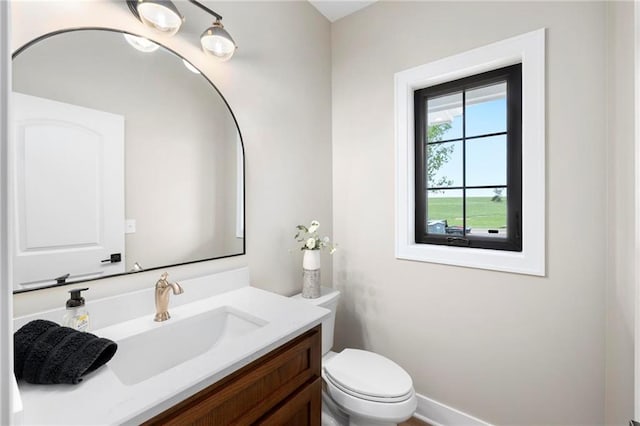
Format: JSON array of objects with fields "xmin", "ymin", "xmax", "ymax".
[
  {"xmin": 331, "ymin": 2, "xmax": 613, "ymax": 424},
  {"xmin": 605, "ymin": 2, "xmax": 635, "ymax": 425},
  {"xmin": 11, "ymin": 1, "xmax": 333, "ymax": 313}
]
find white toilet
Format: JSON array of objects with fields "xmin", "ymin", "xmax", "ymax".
[{"xmin": 293, "ymin": 287, "xmax": 417, "ymax": 426}]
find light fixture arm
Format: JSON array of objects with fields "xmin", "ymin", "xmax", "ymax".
[
  {"xmin": 186, "ymin": 0, "xmax": 222, "ymax": 21},
  {"xmin": 125, "ymin": 0, "xmax": 141, "ymax": 20},
  {"xmin": 126, "ymin": 0, "xmax": 223, "ymax": 23}
]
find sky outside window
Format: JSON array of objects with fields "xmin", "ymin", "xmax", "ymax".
[{"xmin": 427, "ymin": 84, "xmax": 507, "ymax": 197}]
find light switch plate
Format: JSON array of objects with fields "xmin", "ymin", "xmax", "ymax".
[{"xmin": 125, "ymin": 219, "xmax": 136, "ymax": 234}]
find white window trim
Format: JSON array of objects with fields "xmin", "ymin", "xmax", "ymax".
[{"xmin": 395, "ymin": 28, "xmax": 545, "ymax": 276}]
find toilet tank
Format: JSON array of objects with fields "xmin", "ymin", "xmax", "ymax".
[{"xmin": 292, "ymin": 287, "xmax": 339, "ymax": 356}]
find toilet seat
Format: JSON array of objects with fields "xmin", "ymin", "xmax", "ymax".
[
  {"xmin": 323, "ymin": 349, "xmax": 414, "ymax": 405},
  {"xmin": 325, "ymin": 372, "xmax": 414, "ymax": 403}
]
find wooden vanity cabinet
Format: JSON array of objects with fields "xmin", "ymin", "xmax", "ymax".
[{"xmin": 143, "ymin": 325, "xmax": 322, "ymax": 426}]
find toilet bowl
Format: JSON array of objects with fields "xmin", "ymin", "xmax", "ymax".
[{"xmin": 293, "ymin": 288, "xmax": 417, "ymax": 426}]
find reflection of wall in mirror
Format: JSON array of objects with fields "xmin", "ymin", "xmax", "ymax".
[{"xmin": 12, "ymin": 31, "xmax": 243, "ymax": 273}]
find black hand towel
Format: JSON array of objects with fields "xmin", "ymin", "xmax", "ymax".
[{"xmin": 14, "ymin": 319, "xmax": 118, "ymax": 385}]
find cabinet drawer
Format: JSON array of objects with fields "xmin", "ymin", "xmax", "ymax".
[
  {"xmin": 256, "ymin": 377, "xmax": 321, "ymax": 426},
  {"xmin": 143, "ymin": 325, "xmax": 321, "ymax": 426}
]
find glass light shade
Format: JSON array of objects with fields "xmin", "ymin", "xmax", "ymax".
[
  {"xmin": 123, "ymin": 34, "xmax": 159, "ymax": 53},
  {"xmin": 136, "ymin": 0, "xmax": 183, "ymax": 35},
  {"xmin": 200, "ymin": 20, "xmax": 236, "ymax": 61}
]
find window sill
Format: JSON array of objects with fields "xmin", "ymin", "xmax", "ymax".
[{"xmin": 396, "ymin": 242, "xmax": 543, "ymax": 276}]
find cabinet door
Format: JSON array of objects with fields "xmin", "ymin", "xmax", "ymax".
[{"xmin": 256, "ymin": 378, "xmax": 321, "ymax": 426}]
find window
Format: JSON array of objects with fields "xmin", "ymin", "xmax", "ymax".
[
  {"xmin": 414, "ymin": 64, "xmax": 522, "ymax": 251},
  {"xmin": 394, "ymin": 29, "xmax": 545, "ymax": 276}
]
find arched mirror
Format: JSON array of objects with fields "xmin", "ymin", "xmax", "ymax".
[{"xmin": 11, "ymin": 29, "xmax": 245, "ymax": 293}]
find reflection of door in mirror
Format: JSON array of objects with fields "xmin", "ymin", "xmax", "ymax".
[{"xmin": 12, "ymin": 93, "xmax": 125, "ymax": 291}]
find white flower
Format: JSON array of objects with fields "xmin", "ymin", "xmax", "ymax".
[
  {"xmin": 295, "ymin": 220, "xmax": 336, "ymax": 253},
  {"xmin": 306, "ymin": 238, "xmax": 316, "ymax": 249},
  {"xmin": 308, "ymin": 220, "xmax": 320, "ymax": 233}
]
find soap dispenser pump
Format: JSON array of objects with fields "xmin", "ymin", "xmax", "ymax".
[{"xmin": 62, "ymin": 288, "xmax": 90, "ymax": 332}]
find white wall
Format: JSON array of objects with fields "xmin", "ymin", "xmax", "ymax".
[
  {"xmin": 11, "ymin": 0, "xmax": 332, "ymax": 315},
  {"xmin": 332, "ymin": 2, "xmax": 609, "ymax": 424},
  {"xmin": 606, "ymin": 2, "xmax": 635, "ymax": 424}
]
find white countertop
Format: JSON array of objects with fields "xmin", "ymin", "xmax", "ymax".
[{"xmin": 15, "ymin": 271, "xmax": 328, "ymax": 425}]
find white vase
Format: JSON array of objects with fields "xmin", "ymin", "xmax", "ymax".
[{"xmin": 302, "ymin": 249, "xmax": 321, "ymax": 298}]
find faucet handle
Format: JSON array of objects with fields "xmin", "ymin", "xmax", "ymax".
[{"xmin": 156, "ymin": 272, "xmax": 169, "ymax": 287}]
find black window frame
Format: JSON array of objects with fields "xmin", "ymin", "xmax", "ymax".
[{"xmin": 414, "ymin": 63, "xmax": 522, "ymax": 252}]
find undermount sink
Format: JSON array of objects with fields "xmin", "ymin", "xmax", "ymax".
[{"xmin": 109, "ymin": 306, "xmax": 267, "ymax": 385}]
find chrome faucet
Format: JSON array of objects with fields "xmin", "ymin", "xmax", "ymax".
[{"xmin": 154, "ymin": 272, "xmax": 184, "ymax": 322}]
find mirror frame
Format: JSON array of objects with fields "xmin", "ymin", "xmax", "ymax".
[{"xmin": 12, "ymin": 27, "xmax": 246, "ymax": 294}]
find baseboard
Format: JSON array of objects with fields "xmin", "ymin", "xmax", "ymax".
[{"xmin": 414, "ymin": 392, "xmax": 493, "ymax": 426}]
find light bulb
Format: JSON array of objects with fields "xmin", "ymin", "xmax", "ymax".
[
  {"xmin": 136, "ymin": 0, "xmax": 183, "ymax": 35},
  {"xmin": 200, "ymin": 19, "xmax": 236, "ymax": 61}
]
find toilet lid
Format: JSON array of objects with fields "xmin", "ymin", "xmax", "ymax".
[{"xmin": 324, "ymin": 349, "xmax": 413, "ymax": 401}]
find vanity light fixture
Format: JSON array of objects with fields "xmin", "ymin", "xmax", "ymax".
[
  {"xmin": 123, "ymin": 33, "xmax": 160, "ymax": 53},
  {"xmin": 126, "ymin": 0, "xmax": 237, "ymax": 61},
  {"xmin": 130, "ymin": 0, "xmax": 183, "ymax": 35},
  {"xmin": 200, "ymin": 19, "xmax": 237, "ymax": 61}
]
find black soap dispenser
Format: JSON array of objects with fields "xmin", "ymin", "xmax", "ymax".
[{"xmin": 62, "ymin": 288, "xmax": 90, "ymax": 332}]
